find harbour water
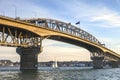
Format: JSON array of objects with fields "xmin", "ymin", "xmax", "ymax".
[{"xmin": 0, "ymin": 67, "xmax": 120, "ymax": 80}]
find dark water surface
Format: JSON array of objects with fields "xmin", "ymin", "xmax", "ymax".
[{"xmin": 0, "ymin": 67, "xmax": 120, "ymax": 80}]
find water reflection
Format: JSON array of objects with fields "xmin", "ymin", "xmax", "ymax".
[
  {"xmin": 17, "ymin": 70, "xmax": 54, "ymax": 80},
  {"xmin": 18, "ymin": 71, "xmax": 40, "ymax": 80}
]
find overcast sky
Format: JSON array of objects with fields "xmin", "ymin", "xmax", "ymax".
[{"xmin": 0, "ymin": 0, "xmax": 120, "ymax": 62}]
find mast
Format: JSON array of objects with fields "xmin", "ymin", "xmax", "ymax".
[
  {"xmin": 55, "ymin": 60, "xmax": 58, "ymax": 68},
  {"xmin": 52, "ymin": 57, "xmax": 58, "ymax": 68}
]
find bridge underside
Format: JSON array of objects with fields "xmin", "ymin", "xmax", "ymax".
[{"xmin": 49, "ymin": 36, "xmax": 101, "ymax": 52}]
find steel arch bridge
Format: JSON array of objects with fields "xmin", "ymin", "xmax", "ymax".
[{"xmin": 0, "ymin": 16, "xmax": 120, "ymax": 69}]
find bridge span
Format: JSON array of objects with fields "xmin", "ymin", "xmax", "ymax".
[{"xmin": 0, "ymin": 15, "xmax": 120, "ymax": 70}]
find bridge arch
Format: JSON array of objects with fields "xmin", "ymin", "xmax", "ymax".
[{"xmin": 0, "ymin": 16, "xmax": 104, "ymax": 51}]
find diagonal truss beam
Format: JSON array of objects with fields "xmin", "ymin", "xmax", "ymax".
[{"xmin": 0, "ymin": 26, "xmax": 42, "ymax": 47}]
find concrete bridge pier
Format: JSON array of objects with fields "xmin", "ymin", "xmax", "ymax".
[
  {"xmin": 118, "ymin": 60, "xmax": 120, "ymax": 67},
  {"xmin": 16, "ymin": 47, "xmax": 41, "ymax": 71},
  {"xmin": 91, "ymin": 56, "xmax": 104, "ymax": 69},
  {"xmin": 110, "ymin": 61, "xmax": 119, "ymax": 68}
]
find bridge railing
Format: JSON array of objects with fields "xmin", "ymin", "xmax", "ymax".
[{"xmin": 22, "ymin": 18, "xmax": 101, "ymax": 45}]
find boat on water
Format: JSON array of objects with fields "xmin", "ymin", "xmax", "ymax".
[{"xmin": 52, "ymin": 60, "xmax": 58, "ymax": 69}]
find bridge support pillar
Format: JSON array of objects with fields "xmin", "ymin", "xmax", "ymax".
[
  {"xmin": 16, "ymin": 47, "xmax": 41, "ymax": 71},
  {"xmin": 118, "ymin": 60, "xmax": 120, "ymax": 67},
  {"xmin": 111, "ymin": 61, "xmax": 119, "ymax": 68},
  {"xmin": 91, "ymin": 57, "xmax": 104, "ymax": 69}
]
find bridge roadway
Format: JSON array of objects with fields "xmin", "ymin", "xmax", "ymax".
[{"xmin": 0, "ymin": 15, "xmax": 120, "ymax": 70}]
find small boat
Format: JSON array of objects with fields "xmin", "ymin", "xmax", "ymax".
[{"xmin": 52, "ymin": 60, "xmax": 58, "ymax": 69}]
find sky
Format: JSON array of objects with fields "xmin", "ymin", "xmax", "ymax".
[{"xmin": 0, "ymin": 0, "xmax": 120, "ymax": 62}]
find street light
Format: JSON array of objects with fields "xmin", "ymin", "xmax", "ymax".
[
  {"xmin": 2, "ymin": 11, "xmax": 5, "ymax": 16},
  {"xmin": 12, "ymin": 5, "xmax": 17, "ymax": 18},
  {"xmin": 0, "ymin": 10, "xmax": 5, "ymax": 16},
  {"xmin": 32, "ymin": 11, "xmax": 37, "ymax": 18}
]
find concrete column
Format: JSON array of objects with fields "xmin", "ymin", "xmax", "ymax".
[
  {"xmin": 16, "ymin": 47, "xmax": 40, "ymax": 71},
  {"xmin": 91, "ymin": 57, "xmax": 104, "ymax": 69},
  {"xmin": 111, "ymin": 61, "xmax": 118, "ymax": 68},
  {"xmin": 118, "ymin": 60, "xmax": 120, "ymax": 67}
]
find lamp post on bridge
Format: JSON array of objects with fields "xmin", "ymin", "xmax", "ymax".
[
  {"xmin": 12, "ymin": 5, "xmax": 17, "ymax": 18},
  {"xmin": 32, "ymin": 12, "xmax": 37, "ymax": 18},
  {"xmin": 1, "ymin": 11, "xmax": 5, "ymax": 16},
  {"xmin": 0, "ymin": 10, "xmax": 5, "ymax": 16},
  {"xmin": 3, "ymin": 11, "xmax": 5, "ymax": 16}
]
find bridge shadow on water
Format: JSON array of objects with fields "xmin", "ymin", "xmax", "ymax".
[{"xmin": 17, "ymin": 70, "xmax": 43, "ymax": 80}]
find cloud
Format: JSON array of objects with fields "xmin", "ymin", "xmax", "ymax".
[
  {"xmin": 0, "ymin": 0, "xmax": 57, "ymax": 18},
  {"xmin": 42, "ymin": 39, "xmax": 57, "ymax": 47},
  {"xmin": 98, "ymin": 37, "xmax": 120, "ymax": 54},
  {"xmin": 1, "ymin": 0, "xmax": 120, "ymax": 28},
  {"xmin": 2, "ymin": 0, "xmax": 120, "ymax": 28},
  {"xmin": 54, "ymin": 0, "xmax": 120, "ymax": 28},
  {"xmin": 90, "ymin": 8, "xmax": 120, "ymax": 28},
  {"xmin": 0, "ymin": 46, "xmax": 19, "ymax": 62},
  {"xmin": 39, "ymin": 45, "xmax": 90, "ymax": 62}
]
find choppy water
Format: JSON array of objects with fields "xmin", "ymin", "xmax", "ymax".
[{"xmin": 0, "ymin": 67, "xmax": 120, "ymax": 80}]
